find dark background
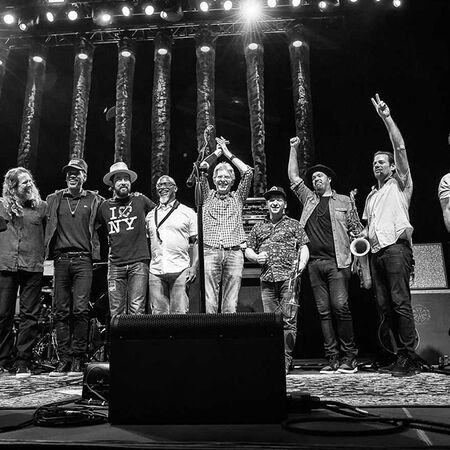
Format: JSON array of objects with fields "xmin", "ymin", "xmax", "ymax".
[{"xmin": 0, "ymin": 0, "xmax": 449, "ymax": 357}]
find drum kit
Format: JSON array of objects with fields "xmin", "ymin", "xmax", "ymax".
[{"xmin": 27, "ymin": 261, "xmax": 109, "ymax": 371}]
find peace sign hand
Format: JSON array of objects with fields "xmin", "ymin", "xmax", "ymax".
[{"xmin": 371, "ymin": 93, "xmax": 390, "ymax": 119}]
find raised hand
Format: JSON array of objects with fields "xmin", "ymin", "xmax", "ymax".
[
  {"xmin": 216, "ymin": 136, "xmax": 231, "ymax": 158},
  {"xmin": 371, "ymin": 93, "xmax": 390, "ymax": 119},
  {"xmin": 290, "ymin": 136, "xmax": 300, "ymax": 148}
]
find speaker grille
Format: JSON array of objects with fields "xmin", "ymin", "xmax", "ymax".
[{"xmin": 111, "ymin": 312, "xmax": 283, "ymax": 339}]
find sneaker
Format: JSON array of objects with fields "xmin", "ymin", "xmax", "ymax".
[
  {"xmin": 68, "ymin": 357, "xmax": 84, "ymax": 376},
  {"xmin": 377, "ymin": 360, "xmax": 397, "ymax": 374},
  {"xmin": 337, "ymin": 358, "xmax": 358, "ymax": 374},
  {"xmin": 49, "ymin": 360, "xmax": 71, "ymax": 377},
  {"xmin": 0, "ymin": 366, "xmax": 9, "ymax": 376},
  {"xmin": 391, "ymin": 355, "xmax": 421, "ymax": 377},
  {"xmin": 320, "ymin": 355, "xmax": 339, "ymax": 374},
  {"xmin": 16, "ymin": 363, "xmax": 31, "ymax": 379}
]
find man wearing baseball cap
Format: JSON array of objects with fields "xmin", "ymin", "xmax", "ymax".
[
  {"xmin": 288, "ymin": 140, "xmax": 359, "ymax": 374},
  {"xmin": 45, "ymin": 157, "xmax": 104, "ymax": 377},
  {"xmin": 245, "ymin": 186, "xmax": 309, "ymax": 373},
  {"xmin": 97, "ymin": 162, "xmax": 155, "ymax": 318}
]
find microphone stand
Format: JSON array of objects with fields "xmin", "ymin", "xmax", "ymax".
[{"xmin": 187, "ymin": 152, "xmax": 207, "ymax": 314}]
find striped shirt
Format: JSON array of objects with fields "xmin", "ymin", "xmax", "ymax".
[{"xmin": 201, "ymin": 169, "xmax": 253, "ymax": 248}]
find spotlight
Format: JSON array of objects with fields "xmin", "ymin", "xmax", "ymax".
[
  {"xmin": 0, "ymin": 60, "xmax": 3, "ymax": 66},
  {"xmin": 46, "ymin": 0, "xmax": 66, "ymax": 3},
  {"xmin": 349, "ymin": 0, "xmax": 358, "ymax": 2},
  {"xmin": 267, "ymin": 0, "xmax": 277, "ymax": 7},
  {"xmin": 199, "ymin": 1, "xmax": 209, "ymax": 12},
  {"xmin": 77, "ymin": 52, "xmax": 88, "ymax": 60},
  {"xmin": 144, "ymin": 4, "xmax": 155, "ymax": 15},
  {"xmin": 223, "ymin": 0, "xmax": 233, "ymax": 10},
  {"xmin": 18, "ymin": 18, "xmax": 35, "ymax": 31},
  {"xmin": 240, "ymin": 0, "xmax": 262, "ymax": 21},
  {"xmin": 67, "ymin": 8, "xmax": 78, "ymax": 21},
  {"xmin": 292, "ymin": 0, "xmax": 301, "ymax": 5},
  {"xmin": 292, "ymin": 40, "xmax": 303, "ymax": 47},
  {"xmin": 393, "ymin": 0, "xmax": 401, "ymax": 6},
  {"xmin": 157, "ymin": 48, "xmax": 168, "ymax": 55},
  {"xmin": 121, "ymin": 5, "xmax": 132, "ymax": 17},
  {"xmin": 247, "ymin": 42, "xmax": 258, "ymax": 50},
  {"xmin": 200, "ymin": 45, "xmax": 211, "ymax": 52},
  {"xmin": 318, "ymin": 1, "xmax": 327, "ymax": 10},
  {"xmin": 121, "ymin": 50, "xmax": 132, "ymax": 57},
  {"xmin": 32, "ymin": 55, "xmax": 44, "ymax": 63},
  {"xmin": 3, "ymin": 13, "xmax": 16, "ymax": 25},
  {"xmin": 45, "ymin": 11, "xmax": 55, "ymax": 22}
]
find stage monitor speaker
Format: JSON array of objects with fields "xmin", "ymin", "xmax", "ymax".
[
  {"xmin": 412, "ymin": 290, "xmax": 450, "ymax": 364},
  {"xmin": 109, "ymin": 313, "xmax": 286, "ymax": 425}
]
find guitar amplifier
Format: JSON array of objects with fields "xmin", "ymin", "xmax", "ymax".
[
  {"xmin": 109, "ymin": 312, "xmax": 286, "ymax": 424},
  {"xmin": 412, "ymin": 290, "xmax": 450, "ymax": 364}
]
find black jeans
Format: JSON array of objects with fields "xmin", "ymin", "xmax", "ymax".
[
  {"xmin": 54, "ymin": 254, "xmax": 93, "ymax": 361},
  {"xmin": 308, "ymin": 259, "xmax": 358, "ymax": 360},
  {"xmin": 0, "ymin": 270, "xmax": 43, "ymax": 367},
  {"xmin": 370, "ymin": 241, "xmax": 416, "ymax": 357}
]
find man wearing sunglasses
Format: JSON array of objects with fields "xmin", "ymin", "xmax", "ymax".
[{"xmin": 146, "ymin": 175, "xmax": 198, "ymax": 314}]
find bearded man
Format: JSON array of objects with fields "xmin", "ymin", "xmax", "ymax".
[{"xmin": 0, "ymin": 167, "xmax": 46, "ymax": 378}]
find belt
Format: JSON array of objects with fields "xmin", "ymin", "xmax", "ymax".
[
  {"xmin": 204, "ymin": 244, "xmax": 241, "ymax": 251},
  {"xmin": 396, "ymin": 238, "xmax": 410, "ymax": 246},
  {"xmin": 55, "ymin": 251, "xmax": 91, "ymax": 258}
]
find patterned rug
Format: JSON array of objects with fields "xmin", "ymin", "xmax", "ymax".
[
  {"xmin": 0, "ymin": 374, "xmax": 83, "ymax": 409},
  {"xmin": 1, "ymin": 371, "xmax": 449, "ymax": 409},
  {"xmin": 286, "ymin": 371, "xmax": 450, "ymax": 407}
]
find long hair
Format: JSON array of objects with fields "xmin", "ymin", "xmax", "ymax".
[{"xmin": 2, "ymin": 167, "xmax": 42, "ymax": 217}]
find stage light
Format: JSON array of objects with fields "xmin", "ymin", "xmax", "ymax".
[
  {"xmin": 200, "ymin": 45, "xmax": 210, "ymax": 52},
  {"xmin": 267, "ymin": 0, "xmax": 277, "ymax": 7},
  {"xmin": 240, "ymin": 0, "xmax": 262, "ymax": 21},
  {"xmin": 292, "ymin": 40, "xmax": 303, "ymax": 47},
  {"xmin": 248, "ymin": 42, "xmax": 258, "ymax": 50},
  {"xmin": 318, "ymin": 1, "xmax": 327, "ymax": 10},
  {"xmin": 77, "ymin": 52, "xmax": 88, "ymax": 60},
  {"xmin": 0, "ymin": 60, "xmax": 3, "ymax": 66},
  {"xmin": 157, "ymin": 47, "xmax": 168, "ymax": 55},
  {"xmin": 3, "ymin": 13, "xmax": 16, "ymax": 25},
  {"xmin": 121, "ymin": 5, "xmax": 132, "ymax": 17},
  {"xmin": 349, "ymin": 0, "xmax": 358, "ymax": 3},
  {"xmin": 292, "ymin": 0, "xmax": 301, "ymax": 6},
  {"xmin": 144, "ymin": 4, "xmax": 155, "ymax": 15},
  {"xmin": 223, "ymin": 0, "xmax": 233, "ymax": 10},
  {"xmin": 46, "ymin": 0, "xmax": 66, "ymax": 3},
  {"xmin": 99, "ymin": 12, "xmax": 112, "ymax": 24},
  {"xmin": 121, "ymin": 49, "xmax": 132, "ymax": 57},
  {"xmin": 45, "ymin": 11, "xmax": 55, "ymax": 22},
  {"xmin": 393, "ymin": 0, "xmax": 401, "ymax": 6},
  {"xmin": 199, "ymin": 1, "xmax": 209, "ymax": 12},
  {"xmin": 32, "ymin": 55, "xmax": 44, "ymax": 63},
  {"xmin": 67, "ymin": 9, "xmax": 78, "ymax": 21}
]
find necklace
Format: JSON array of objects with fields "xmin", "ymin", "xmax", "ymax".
[{"xmin": 66, "ymin": 197, "xmax": 81, "ymax": 217}]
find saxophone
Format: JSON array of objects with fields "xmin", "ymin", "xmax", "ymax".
[{"xmin": 349, "ymin": 189, "xmax": 372, "ymax": 290}]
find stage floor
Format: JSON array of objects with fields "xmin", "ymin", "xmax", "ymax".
[{"xmin": 0, "ymin": 360, "xmax": 449, "ymax": 449}]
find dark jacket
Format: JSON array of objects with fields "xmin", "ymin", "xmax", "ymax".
[{"xmin": 45, "ymin": 189, "xmax": 104, "ymax": 261}]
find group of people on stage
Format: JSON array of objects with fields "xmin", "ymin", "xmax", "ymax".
[{"xmin": 0, "ymin": 93, "xmax": 424, "ymax": 380}]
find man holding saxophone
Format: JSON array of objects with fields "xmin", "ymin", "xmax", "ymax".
[
  {"xmin": 288, "ymin": 141, "xmax": 359, "ymax": 374},
  {"xmin": 245, "ymin": 186, "xmax": 309, "ymax": 374},
  {"xmin": 361, "ymin": 94, "xmax": 418, "ymax": 377}
]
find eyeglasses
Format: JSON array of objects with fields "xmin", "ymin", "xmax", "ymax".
[{"xmin": 156, "ymin": 182, "xmax": 175, "ymax": 189}]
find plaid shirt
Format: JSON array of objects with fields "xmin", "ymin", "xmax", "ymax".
[
  {"xmin": 247, "ymin": 215, "xmax": 309, "ymax": 282},
  {"xmin": 201, "ymin": 169, "xmax": 253, "ymax": 248}
]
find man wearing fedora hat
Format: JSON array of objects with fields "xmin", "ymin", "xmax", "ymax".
[
  {"xmin": 97, "ymin": 161, "xmax": 155, "ymax": 318},
  {"xmin": 45, "ymin": 158, "xmax": 104, "ymax": 377},
  {"xmin": 288, "ymin": 140, "xmax": 358, "ymax": 374},
  {"xmin": 245, "ymin": 186, "xmax": 309, "ymax": 373}
]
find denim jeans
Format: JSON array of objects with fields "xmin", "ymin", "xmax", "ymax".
[
  {"xmin": 204, "ymin": 248, "xmax": 243, "ymax": 313},
  {"xmin": 370, "ymin": 241, "xmax": 416, "ymax": 356},
  {"xmin": 261, "ymin": 279, "xmax": 298, "ymax": 369},
  {"xmin": 0, "ymin": 270, "xmax": 43, "ymax": 368},
  {"xmin": 308, "ymin": 259, "xmax": 357, "ymax": 360},
  {"xmin": 54, "ymin": 254, "xmax": 93, "ymax": 361},
  {"xmin": 149, "ymin": 270, "xmax": 189, "ymax": 314},
  {"xmin": 108, "ymin": 261, "xmax": 149, "ymax": 316}
]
